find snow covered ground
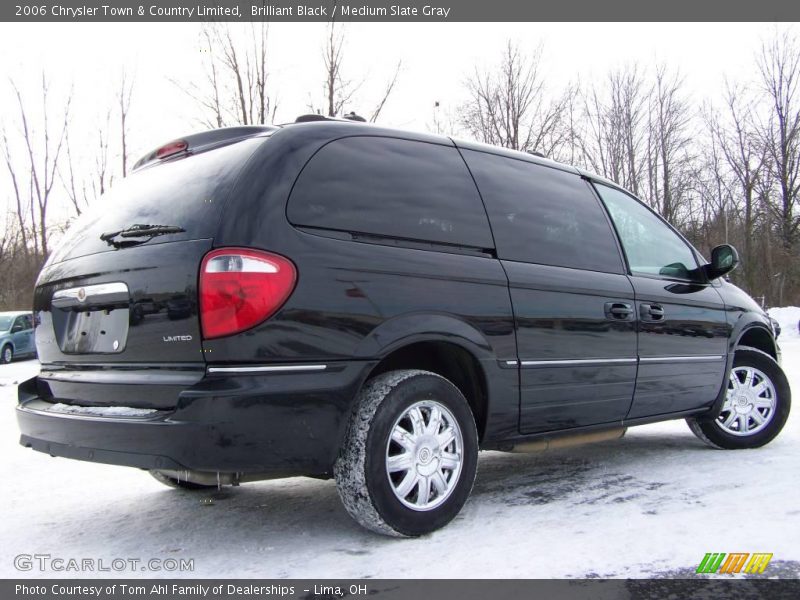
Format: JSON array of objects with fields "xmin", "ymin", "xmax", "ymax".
[
  {"xmin": 1, "ymin": 326, "xmax": 798, "ymax": 579},
  {"xmin": 770, "ymin": 306, "xmax": 800, "ymax": 341}
]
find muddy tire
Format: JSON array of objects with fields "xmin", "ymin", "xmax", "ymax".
[{"xmin": 334, "ymin": 369, "xmax": 478, "ymax": 537}]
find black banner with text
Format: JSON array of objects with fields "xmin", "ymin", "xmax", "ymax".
[{"xmin": 4, "ymin": 0, "xmax": 800, "ymax": 22}]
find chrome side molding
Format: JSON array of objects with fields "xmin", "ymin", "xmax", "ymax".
[{"xmin": 207, "ymin": 364, "xmax": 328, "ymax": 374}]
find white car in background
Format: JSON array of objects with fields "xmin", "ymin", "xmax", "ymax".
[{"xmin": 0, "ymin": 311, "xmax": 36, "ymax": 364}]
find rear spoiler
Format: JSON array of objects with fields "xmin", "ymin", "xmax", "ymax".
[{"xmin": 132, "ymin": 125, "xmax": 278, "ymax": 172}]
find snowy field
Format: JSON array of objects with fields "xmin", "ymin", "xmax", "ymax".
[{"xmin": 0, "ymin": 310, "xmax": 798, "ymax": 579}]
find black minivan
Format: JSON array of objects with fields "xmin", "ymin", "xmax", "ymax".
[{"xmin": 17, "ymin": 118, "xmax": 790, "ymax": 536}]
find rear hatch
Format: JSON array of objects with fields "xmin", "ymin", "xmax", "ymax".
[{"xmin": 31, "ymin": 129, "xmax": 271, "ymax": 409}]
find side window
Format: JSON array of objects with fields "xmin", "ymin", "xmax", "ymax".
[
  {"xmin": 288, "ymin": 137, "xmax": 494, "ymax": 249},
  {"xmin": 461, "ymin": 150, "xmax": 623, "ymax": 273},
  {"xmin": 594, "ymin": 184, "xmax": 699, "ymax": 280},
  {"xmin": 23, "ymin": 315, "xmax": 33, "ymax": 330},
  {"xmin": 12, "ymin": 316, "xmax": 25, "ymax": 332}
]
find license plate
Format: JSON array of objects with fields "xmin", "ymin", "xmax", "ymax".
[{"xmin": 51, "ymin": 283, "xmax": 130, "ymax": 354}]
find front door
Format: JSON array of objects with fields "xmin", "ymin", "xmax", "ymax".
[{"xmin": 594, "ymin": 184, "xmax": 729, "ymax": 418}]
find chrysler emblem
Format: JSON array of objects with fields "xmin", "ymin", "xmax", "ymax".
[{"xmin": 76, "ymin": 288, "xmax": 86, "ymax": 302}]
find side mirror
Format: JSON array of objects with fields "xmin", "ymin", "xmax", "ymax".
[
  {"xmin": 705, "ymin": 244, "xmax": 739, "ymax": 281},
  {"xmin": 10, "ymin": 324, "xmax": 22, "ymax": 333}
]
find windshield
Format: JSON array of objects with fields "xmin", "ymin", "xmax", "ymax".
[{"xmin": 0, "ymin": 316, "xmax": 14, "ymax": 331}]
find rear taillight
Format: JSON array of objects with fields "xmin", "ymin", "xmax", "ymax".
[{"xmin": 199, "ymin": 248, "xmax": 297, "ymax": 339}]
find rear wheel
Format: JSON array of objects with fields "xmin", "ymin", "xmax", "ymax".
[
  {"xmin": 335, "ymin": 369, "xmax": 478, "ymax": 537},
  {"xmin": 687, "ymin": 348, "xmax": 790, "ymax": 449},
  {"xmin": 1, "ymin": 345, "xmax": 12, "ymax": 364},
  {"xmin": 149, "ymin": 470, "xmax": 217, "ymax": 490}
]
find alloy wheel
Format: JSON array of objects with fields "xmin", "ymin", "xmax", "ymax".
[
  {"xmin": 715, "ymin": 366, "xmax": 776, "ymax": 436},
  {"xmin": 385, "ymin": 400, "xmax": 464, "ymax": 511}
]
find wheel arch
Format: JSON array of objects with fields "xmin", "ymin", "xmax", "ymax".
[
  {"xmin": 365, "ymin": 338, "xmax": 491, "ymax": 442},
  {"xmin": 354, "ymin": 314, "xmax": 502, "ymax": 442},
  {"xmin": 735, "ymin": 324, "xmax": 777, "ymax": 360},
  {"xmin": 704, "ymin": 326, "xmax": 780, "ymax": 422}
]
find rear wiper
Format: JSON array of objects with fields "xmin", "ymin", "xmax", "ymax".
[{"xmin": 100, "ymin": 224, "xmax": 186, "ymax": 248}]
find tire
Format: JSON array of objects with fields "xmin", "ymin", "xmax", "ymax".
[
  {"xmin": 335, "ymin": 369, "xmax": 479, "ymax": 537},
  {"xmin": 149, "ymin": 470, "xmax": 217, "ymax": 490},
  {"xmin": 687, "ymin": 348, "xmax": 791, "ymax": 449},
  {"xmin": 1, "ymin": 345, "xmax": 12, "ymax": 365}
]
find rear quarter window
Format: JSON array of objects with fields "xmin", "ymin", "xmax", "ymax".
[{"xmin": 287, "ymin": 136, "xmax": 494, "ymax": 249}]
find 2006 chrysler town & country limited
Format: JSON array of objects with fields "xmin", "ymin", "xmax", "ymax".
[{"xmin": 17, "ymin": 117, "xmax": 791, "ymax": 536}]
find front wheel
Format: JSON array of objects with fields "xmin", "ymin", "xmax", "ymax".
[
  {"xmin": 687, "ymin": 348, "xmax": 791, "ymax": 449},
  {"xmin": 335, "ymin": 369, "xmax": 478, "ymax": 537},
  {"xmin": 1, "ymin": 345, "xmax": 12, "ymax": 364}
]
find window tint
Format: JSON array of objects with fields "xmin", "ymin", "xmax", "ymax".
[
  {"xmin": 288, "ymin": 137, "xmax": 494, "ymax": 248},
  {"xmin": 48, "ymin": 137, "xmax": 263, "ymax": 265},
  {"xmin": 595, "ymin": 184, "xmax": 699, "ymax": 279},
  {"xmin": 21, "ymin": 315, "xmax": 32, "ymax": 330},
  {"xmin": 461, "ymin": 150, "xmax": 623, "ymax": 273}
]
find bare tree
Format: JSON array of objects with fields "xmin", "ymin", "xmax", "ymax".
[
  {"xmin": 62, "ymin": 111, "xmax": 112, "ymax": 215},
  {"xmin": 428, "ymin": 100, "xmax": 461, "ymax": 136},
  {"xmin": 320, "ymin": 22, "xmax": 358, "ymax": 117},
  {"xmin": 581, "ymin": 66, "xmax": 649, "ymax": 195},
  {"xmin": 118, "ymin": 70, "xmax": 134, "ymax": 177},
  {"xmin": 645, "ymin": 66, "xmax": 693, "ymax": 224},
  {"xmin": 311, "ymin": 22, "xmax": 400, "ymax": 121},
  {"xmin": 61, "ymin": 130, "xmax": 83, "ymax": 217},
  {"xmin": 692, "ymin": 115, "xmax": 735, "ymax": 253},
  {"xmin": 757, "ymin": 30, "xmax": 800, "ymax": 252},
  {"xmin": 707, "ymin": 84, "xmax": 767, "ymax": 292},
  {"xmin": 369, "ymin": 60, "xmax": 401, "ymax": 122},
  {"xmin": 460, "ymin": 41, "xmax": 573, "ymax": 157},
  {"xmin": 180, "ymin": 23, "xmax": 277, "ymax": 128},
  {"xmin": 1, "ymin": 127, "xmax": 31, "ymax": 257},
  {"xmin": 2, "ymin": 74, "xmax": 72, "ymax": 260}
]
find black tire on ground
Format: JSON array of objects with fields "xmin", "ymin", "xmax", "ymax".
[
  {"xmin": 149, "ymin": 470, "xmax": 217, "ymax": 490},
  {"xmin": 334, "ymin": 369, "xmax": 479, "ymax": 537},
  {"xmin": 687, "ymin": 348, "xmax": 791, "ymax": 449},
  {"xmin": 1, "ymin": 345, "xmax": 12, "ymax": 364}
]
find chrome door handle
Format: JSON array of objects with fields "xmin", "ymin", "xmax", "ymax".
[
  {"xmin": 605, "ymin": 302, "xmax": 633, "ymax": 320},
  {"xmin": 640, "ymin": 303, "xmax": 665, "ymax": 321}
]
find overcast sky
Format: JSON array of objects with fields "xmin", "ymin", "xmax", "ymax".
[{"xmin": 0, "ymin": 22, "xmax": 793, "ymax": 226}]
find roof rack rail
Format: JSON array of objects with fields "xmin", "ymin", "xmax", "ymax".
[
  {"xmin": 295, "ymin": 114, "xmax": 331, "ymax": 123},
  {"xmin": 294, "ymin": 112, "xmax": 369, "ymax": 124},
  {"xmin": 342, "ymin": 112, "xmax": 366, "ymax": 122}
]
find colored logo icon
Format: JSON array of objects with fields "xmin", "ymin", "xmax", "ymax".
[{"xmin": 696, "ymin": 553, "xmax": 773, "ymax": 574}]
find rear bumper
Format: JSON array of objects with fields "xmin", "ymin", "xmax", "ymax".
[{"xmin": 17, "ymin": 361, "xmax": 374, "ymax": 476}]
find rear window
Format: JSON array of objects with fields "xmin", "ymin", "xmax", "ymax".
[
  {"xmin": 287, "ymin": 136, "xmax": 494, "ymax": 249},
  {"xmin": 47, "ymin": 138, "xmax": 263, "ymax": 265}
]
